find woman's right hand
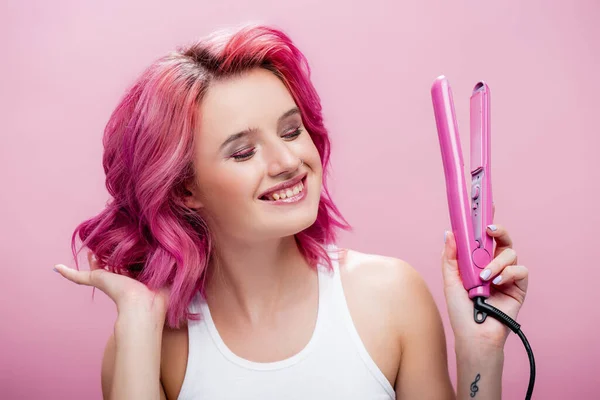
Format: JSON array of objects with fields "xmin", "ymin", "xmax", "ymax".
[{"xmin": 54, "ymin": 252, "xmax": 170, "ymax": 319}]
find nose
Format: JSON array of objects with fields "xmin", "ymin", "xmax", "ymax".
[{"xmin": 264, "ymin": 139, "xmax": 300, "ymax": 178}]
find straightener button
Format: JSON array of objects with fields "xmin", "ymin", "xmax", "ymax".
[{"xmin": 472, "ymin": 185, "xmax": 480, "ymax": 200}]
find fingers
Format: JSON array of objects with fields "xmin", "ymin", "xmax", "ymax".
[
  {"xmin": 486, "ymin": 224, "xmax": 514, "ymax": 254},
  {"xmin": 441, "ymin": 231, "xmax": 464, "ymax": 288},
  {"xmin": 54, "ymin": 251, "xmax": 108, "ymax": 291},
  {"xmin": 489, "ymin": 264, "xmax": 528, "ymax": 286},
  {"xmin": 442, "ymin": 231, "xmax": 458, "ymax": 263},
  {"xmin": 87, "ymin": 250, "xmax": 93, "ymax": 267},
  {"xmin": 54, "ymin": 263, "xmax": 97, "ymax": 287},
  {"xmin": 87, "ymin": 251, "xmax": 96, "ymax": 270},
  {"xmin": 479, "ymin": 247, "xmax": 518, "ymax": 282},
  {"xmin": 87, "ymin": 251, "xmax": 105, "ymax": 271}
]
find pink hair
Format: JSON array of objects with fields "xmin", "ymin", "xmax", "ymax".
[{"xmin": 71, "ymin": 23, "xmax": 351, "ymax": 328}]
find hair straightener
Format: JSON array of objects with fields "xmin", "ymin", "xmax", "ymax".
[{"xmin": 431, "ymin": 76, "xmax": 535, "ymax": 400}]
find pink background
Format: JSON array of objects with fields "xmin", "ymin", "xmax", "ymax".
[{"xmin": 2, "ymin": 1, "xmax": 599, "ymax": 399}]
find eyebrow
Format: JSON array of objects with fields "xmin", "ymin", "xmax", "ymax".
[{"xmin": 219, "ymin": 107, "xmax": 301, "ymax": 150}]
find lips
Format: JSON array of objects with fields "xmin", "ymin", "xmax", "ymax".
[{"xmin": 259, "ymin": 173, "xmax": 308, "ymax": 200}]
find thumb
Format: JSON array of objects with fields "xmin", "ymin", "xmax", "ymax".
[
  {"xmin": 53, "ymin": 262, "xmax": 111, "ymax": 293},
  {"xmin": 441, "ymin": 230, "xmax": 462, "ymax": 287},
  {"xmin": 53, "ymin": 252, "xmax": 119, "ymax": 300}
]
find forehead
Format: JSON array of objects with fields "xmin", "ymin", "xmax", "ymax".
[{"xmin": 197, "ymin": 68, "xmax": 297, "ymax": 145}]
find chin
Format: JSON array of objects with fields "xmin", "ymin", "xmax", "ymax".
[
  {"xmin": 252, "ymin": 176, "xmax": 321, "ymax": 238},
  {"xmin": 255, "ymin": 209, "xmax": 319, "ymax": 240}
]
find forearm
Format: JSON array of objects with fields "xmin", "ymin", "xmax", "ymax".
[
  {"xmin": 111, "ymin": 303, "xmax": 166, "ymax": 400},
  {"xmin": 455, "ymin": 344, "xmax": 504, "ymax": 400}
]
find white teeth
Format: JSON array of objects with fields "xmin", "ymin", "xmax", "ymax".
[{"xmin": 268, "ymin": 181, "xmax": 304, "ymax": 201}]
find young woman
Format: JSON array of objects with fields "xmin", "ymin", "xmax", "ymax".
[{"xmin": 54, "ymin": 23, "xmax": 528, "ymax": 400}]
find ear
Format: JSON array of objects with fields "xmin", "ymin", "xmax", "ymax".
[{"xmin": 183, "ymin": 181, "xmax": 204, "ymax": 210}]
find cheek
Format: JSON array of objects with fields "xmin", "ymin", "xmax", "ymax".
[
  {"xmin": 304, "ymin": 137, "xmax": 322, "ymax": 172},
  {"xmin": 200, "ymin": 169, "xmax": 256, "ymax": 207}
]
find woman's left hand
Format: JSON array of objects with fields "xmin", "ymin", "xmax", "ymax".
[{"xmin": 441, "ymin": 207, "xmax": 529, "ymax": 351}]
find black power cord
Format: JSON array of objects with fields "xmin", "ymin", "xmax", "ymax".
[{"xmin": 473, "ymin": 297, "xmax": 535, "ymax": 400}]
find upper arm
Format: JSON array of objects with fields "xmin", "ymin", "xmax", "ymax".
[
  {"xmin": 101, "ymin": 333, "xmax": 168, "ymax": 400},
  {"xmin": 392, "ymin": 261, "xmax": 455, "ymax": 400}
]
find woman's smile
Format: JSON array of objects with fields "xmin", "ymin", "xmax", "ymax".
[{"xmin": 259, "ymin": 176, "xmax": 308, "ymax": 205}]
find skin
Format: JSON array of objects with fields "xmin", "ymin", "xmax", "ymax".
[{"xmin": 54, "ymin": 67, "xmax": 529, "ymax": 400}]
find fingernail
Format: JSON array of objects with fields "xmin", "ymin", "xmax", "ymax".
[
  {"xmin": 444, "ymin": 231, "xmax": 448, "ymax": 243},
  {"xmin": 53, "ymin": 267, "xmax": 59, "ymax": 273},
  {"xmin": 480, "ymin": 269, "xmax": 492, "ymax": 280},
  {"xmin": 487, "ymin": 224, "xmax": 497, "ymax": 232},
  {"xmin": 492, "ymin": 275, "xmax": 502, "ymax": 284}
]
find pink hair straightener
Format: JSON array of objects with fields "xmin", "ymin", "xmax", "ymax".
[
  {"xmin": 431, "ymin": 76, "xmax": 535, "ymax": 399},
  {"xmin": 431, "ymin": 76, "xmax": 493, "ymax": 301}
]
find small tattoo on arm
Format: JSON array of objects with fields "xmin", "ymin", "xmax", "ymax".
[{"xmin": 470, "ymin": 373, "xmax": 481, "ymax": 397}]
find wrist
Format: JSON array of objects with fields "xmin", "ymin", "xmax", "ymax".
[
  {"xmin": 455, "ymin": 339, "xmax": 505, "ymax": 362},
  {"xmin": 119, "ymin": 292, "xmax": 168, "ymax": 317},
  {"xmin": 455, "ymin": 347, "xmax": 504, "ymax": 400},
  {"xmin": 116, "ymin": 299, "xmax": 167, "ymax": 331},
  {"xmin": 114, "ymin": 312, "xmax": 166, "ymax": 342}
]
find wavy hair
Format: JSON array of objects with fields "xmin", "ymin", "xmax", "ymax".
[{"xmin": 71, "ymin": 23, "xmax": 351, "ymax": 328}]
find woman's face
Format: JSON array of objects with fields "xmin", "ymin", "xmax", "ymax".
[{"xmin": 185, "ymin": 68, "xmax": 322, "ymax": 243}]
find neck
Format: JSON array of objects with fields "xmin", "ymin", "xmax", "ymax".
[{"xmin": 204, "ymin": 235, "xmax": 316, "ymax": 325}]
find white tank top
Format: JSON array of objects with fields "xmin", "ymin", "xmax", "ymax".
[{"xmin": 177, "ymin": 245, "xmax": 396, "ymax": 400}]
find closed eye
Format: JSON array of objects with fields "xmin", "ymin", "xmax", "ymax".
[
  {"xmin": 231, "ymin": 127, "xmax": 303, "ymax": 162},
  {"xmin": 231, "ymin": 147, "xmax": 255, "ymax": 161},
  {"xmin": 282, "ymin": 127, "xmax": 303, "ymax": 140}
]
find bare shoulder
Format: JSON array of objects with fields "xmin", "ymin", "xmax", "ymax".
[
  {"xmin": 339, "ymin": 248, "xmax": 432, "ymax": 315},
  {"xmin": 339, "ymin": 248, "xmax": 453, "ymax": 398},
  {"xmin": 339, "ymin": 248, "xmax": 418, "ymax": 280},
  {"xmin": 337, "ymin": 248, "xmax": 439, "ymax": 387},
  {"xmin": 341, "ymin": 248, "xmax": 441, "ymax": 329}
]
